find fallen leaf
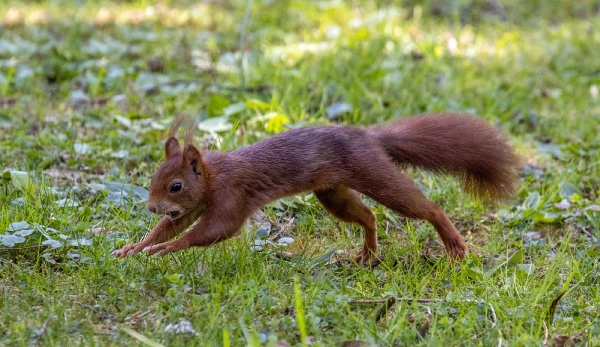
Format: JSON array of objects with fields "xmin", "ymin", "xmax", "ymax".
[
  {"xmin": 507, "ymin": 249, "xmax": 525, "ymax": 266},
  {"xmin": 523, "ymin": 231, "xmax": 541, "ymax": 242},
  {"xmin": 5, "ymin": 171, "xmax": 31, "ymax": 190},
  {"xmin": 326, "ymin": 102, "xmax": 353, "ymax": 120},
  {"xmin": 222, "ymin": 102, "xmax": 246, "ymax": 117},
  {"xmin": 91, "ymin": 227, "xmax": 111, "ymax": 236},
  {"xmin": 515, "ymin": 264, "xmax": 536, "ymax": 276},
  {"xmin": 197, "ymin": 116, "xmax": 233, "ymax": 133},
  {"xmin": 554, "ymin": 199, "xmax": 571, "ymax": 210},
  {"xmin": 55, "ymin": 198, "xmax": 80, "ymax": 208},
  {"xmin": 587, "ymin": 205, "xmax": 600, "ymax": 211},
  {"xmin": 559, "ymin": 183, "xmax": 580, "ymax": 199},
  {"xmin": 42, "ymin": 239, "xmax": 62, "ymax": 248},
  {"xmin": 13, "ymin": 229, "xmax": 34, "ymax": 237},
  {"xmin": 0, "ymin": 234, "xmax": 26, "ymax": 247},
  {"xmin": 105, "ymin": 182, "xmax": 149, "ymax": 200},
  {"xmin": 277, "ymin": 237, "xmax": 295, "ymax": 246},
  {"xmin": 164, "ymin": 318, "xmax": 199, "ymax": 336},
  {"xmin": 7, "ymin": 221, "xmax": 30, "ymax": 231}
]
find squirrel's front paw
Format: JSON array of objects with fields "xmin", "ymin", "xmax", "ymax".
[
  {"xmin": 143, "ymin": 241, "xmax": 177, "ymax": 256},
  {"xmin": 113, "ymin": 242, "xmax": 148, "ymax": 258},
  {"xmin": 444, "ymin": 237, "xmax": 468, "ymax": 260}
]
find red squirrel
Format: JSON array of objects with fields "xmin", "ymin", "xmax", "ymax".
[{"xmin": 114, "ymin": 113, "xmax": 519, "ymax": 265}]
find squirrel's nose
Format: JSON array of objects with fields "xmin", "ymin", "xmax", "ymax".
[{"xmin": 147, "ymin": 205, "xmax": 157, "ymax": 214}]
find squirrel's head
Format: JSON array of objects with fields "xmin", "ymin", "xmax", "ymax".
[{"xmin": 146, "ymin": 137, "xmax": 210, "ymax": 220}]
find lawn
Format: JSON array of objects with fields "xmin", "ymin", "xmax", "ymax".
[{"xmin": 1, "ymin": 0, "xmax": 599, "ymax": 346}]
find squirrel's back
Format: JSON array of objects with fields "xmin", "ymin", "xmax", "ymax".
[
  {"xmin": 216, "ymin": 114, "xmax": 518, "ymax": 202},
  {"xmin": 223, "ymin": 125, "xmax": 378, "ymax": 197}
]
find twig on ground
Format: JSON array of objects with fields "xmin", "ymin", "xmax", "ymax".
[
  {"xmin": 349, "ymin": 297, "xmax": 444, "ymax": 305},
  {"xmin": 74, "ymin": 301, "xmax": 115, "ymax": 322},
  {"xmin": 31, "ymin": 317, "xmax": 50, "ymax": 346}
]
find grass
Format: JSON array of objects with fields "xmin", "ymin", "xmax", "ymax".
[{"xmin": 1, "ymin": 0, "xmax": 599, "ymax": 346}]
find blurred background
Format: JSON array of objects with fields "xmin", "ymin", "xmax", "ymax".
[
  {"xmin": 1, "ymin": 2, "xmax": 600, "ymax": 345},
  {"xmin": 1, "ymin": 0, "xmax": 599, "ymax": 218}
]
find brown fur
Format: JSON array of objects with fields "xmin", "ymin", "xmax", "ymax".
[{"xmin": 114, "ymin": 113, "xmax": 520, "ymax": 265}]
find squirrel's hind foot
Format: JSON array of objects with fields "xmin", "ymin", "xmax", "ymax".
[{"xmin": 353, "ymin": 250, "xmax": 383, "ymax": 268}]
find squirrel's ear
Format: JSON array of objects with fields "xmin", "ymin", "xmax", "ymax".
[
  {"xmin": 165, "ymin": 137, "xmax": 182, "ymax": 158},
  {"xmin": 182, "ymin": 144, "xmax": 203, "ymax": 175}
]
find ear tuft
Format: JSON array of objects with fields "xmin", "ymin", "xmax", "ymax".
[
  {"xmin": 182, "ymin": 144, "xmax": 203, "ymax": 175},
  {"xmin": 165, "ymin": 137, "xmax": 182, "ymax": 159}
]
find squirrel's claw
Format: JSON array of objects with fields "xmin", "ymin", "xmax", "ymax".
[
  {"xmin": 113, "ymin": 242, "xmax": 149, "ymax": 258},
  {"xmin": 143, "ymin": 241, "xmax": 180, "ymax": 256},
  {"xmin": 444, "ymin": 237, "xmax": 468, "ymax": 260},
  {"xmin": 143, "ymin": 245, "xmax": 158, "ymax": 255},
  {"xmin": 353, "ymin": 250, "xmax": 382, "ymax": 268}
]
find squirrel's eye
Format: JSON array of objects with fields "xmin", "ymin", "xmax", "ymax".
[{"xmin": 170, "ymin": 182, "xmax": 182, "ymax": 192}]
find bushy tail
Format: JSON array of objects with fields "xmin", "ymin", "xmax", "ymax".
[{"xmin": 369, "ymin": 113, "xmax": 520, "ymax": 201}]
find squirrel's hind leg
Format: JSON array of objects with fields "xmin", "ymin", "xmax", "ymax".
[
  {"xmin": 314, "ymin": 186, "xmax": 379, "ymax": 266},
  {"xmin": 350, "ymin": 167, "xmax": 468, "ymax": 260}
]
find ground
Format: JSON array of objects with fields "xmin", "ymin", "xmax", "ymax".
[{"xmin": 0, "ymin": 1, "xmax": 599, "ymax": 346}]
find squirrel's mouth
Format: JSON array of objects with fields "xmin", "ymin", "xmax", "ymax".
[{"xmin": 167, "ymin": 211, "xmax": 181, "ymax": 219}]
